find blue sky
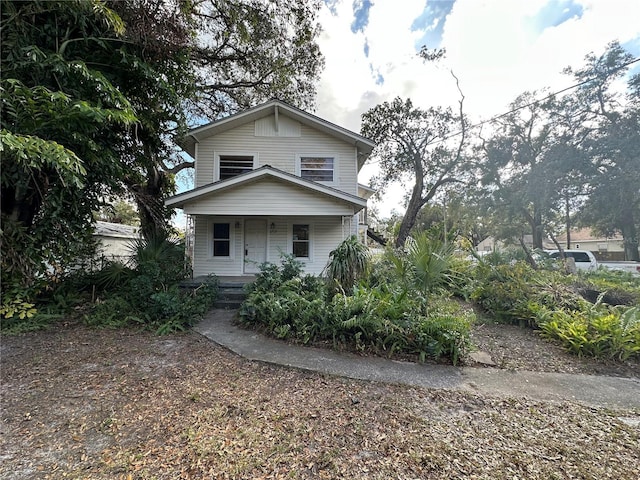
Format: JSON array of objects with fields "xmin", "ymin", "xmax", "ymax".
[
  {"xmin": 175, "ymin": 0, "xmax": 640, "ymax": 223},
  {"xmin": 317, "ymin": 0, "xmax": 639, "ymax": 126},
  {"xmin": 314, "ymin": 0, "xmax": 640, "ymax": 215}
]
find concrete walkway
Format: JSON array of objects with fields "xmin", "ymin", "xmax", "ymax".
[{"xmin": 195, "ymin": 309, "xmax": 640, "ymax": 411}]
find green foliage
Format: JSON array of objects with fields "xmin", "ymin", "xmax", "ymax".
[
  {"xmin": 467, "ymin": 254, "xmax": 640, "ymax": 359},
  {"xmin": 1, "ymin": 0, "xmax": 139, "ymax": 293},
  {"xmin": 1, "ymin": 313, "xmax": 63, "ymax": 335},
  {"xmin": 1, "ymin": 296, "xmax": 37, "ymax": 320},
  {"xmin": 469, "ymin": 261, "xmax": 587, "ymax": 327},
  {"xmin": 537, "ymin": 305, "xmax": 640, "ymax": 360},
  {"xmin": 325, "ymin": 236, "xmax": 370, "ymax": 292},
  {"xmin": 92, "ymin": 261, "xmax": 135, "ymax": 292},
  {"xmin": 94, "ymin": 200, "xmax": 140, "ymax": 226},
  {"xmin": 383, "ymin": 232, "xmax": 457, "ymax": 296},
  {"xmin": 84, "ymin": 236, "xmax": 217, "ymax": 333},
  {"xmin": 577, "ymin": 269, "xmax": 640, "ymax": 306},
  {"xmin": 240, "ymin": 258, "xmax": 474, "ymax": 365},
  {"xmin": 246, "ymin": 253, "xmax": 305, "ymax": 294}
]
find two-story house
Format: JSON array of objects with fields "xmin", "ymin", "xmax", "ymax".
[{"xmin": 166, "ymin": 100, "xmax": 376, "ymax": 277}]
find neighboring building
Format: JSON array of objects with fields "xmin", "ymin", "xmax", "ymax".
[
  {"xmin": 166, "ymin": 100, "xmax": 376, "ymax": 277},
  {"xmin": 475, "ymin": 235, "xmax": 534, "ymax": 253},
  {"xmin": 552, "ymin": 228, "xmax": 625, "ymax": 261},
  {"xmin": 93, "ymin": 221, "xmax": 140, "ymax": 261}
]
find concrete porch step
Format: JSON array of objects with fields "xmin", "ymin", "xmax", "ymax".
[{"xmin": 214, "ymin": 283, "xmax": 251, "ymax": 309}]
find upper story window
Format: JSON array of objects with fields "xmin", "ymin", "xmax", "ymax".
[
  {"xmin": 298, "ymin": 156, "xmax": 335, "ymax": 183},
  {"xmin": 218, "ymin": 155, "xmax": 254, "ymax": 180}
]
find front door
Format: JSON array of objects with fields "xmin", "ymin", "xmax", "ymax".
[{"xmin": 244, "ymin": 219, "xmax": 267, "ymax": 274}]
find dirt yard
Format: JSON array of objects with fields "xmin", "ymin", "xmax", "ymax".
[{"xmin": 1, "ymin": 320, "xmax": 639, "ymax": 479}]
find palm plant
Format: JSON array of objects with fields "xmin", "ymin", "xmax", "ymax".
[
  {"xmin": 325, "ymin": 235, "xmax": 370, "ymax": 292},
  {"xmin": 386, "ymin": 231, "xmax": 455, "ymax": 296},
  {"xmin": 127, "ymin": 232, "xmax": 188, "ymax": 285},
  {"xmin": 407, "ymin": 231, "xmax": 455, "ymax": 293}
]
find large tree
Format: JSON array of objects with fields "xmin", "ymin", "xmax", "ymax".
[
  {"xmin": 361, "ymin": 94, "xmax": 470, "ymax": 248},
  {"xmin": 1, "ymin": 0, "xmax": 325, "ymax": 293},
  {"xmin": 1, "ymin": 0, "xmax": 140, "ymax": 290},
  {"xmin": 567, "ymin": 42, "xmax": 640, "ymax": 260},
  {"xmin": 479, "ymin": 91, "xmax": 586, "ymax": 250}
]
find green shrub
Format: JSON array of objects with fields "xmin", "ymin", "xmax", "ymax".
[
  {"xmin": 246, "ymin": 253, "xmax": 304, "ymax": 294},
  {"xmin": 383, "ymin": 232, "xmax": 457, "ymax": 297},
  {"xmin": 83, "ymin": 235, "xmax": 217, "ymax": 333},
  {"xmin": 577, "ymin": 269, "xmax": 640, "ymax": 306},
  {"xmin": 537, "ymin": 304, "xmax": 640, "ymax": 360},
  {"xmin": 325, "ymin": 235, "xmax": 370, "ymax": 292},
  {"xmin": 469, "ymin": 261, "xmax": 586, "ymax": 327},
  {"xmin": 240, "ymin": 259, "xmax": 474, "ymax": 365}
]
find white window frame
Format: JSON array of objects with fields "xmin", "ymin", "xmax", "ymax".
[
  {"xmin": 296, "ymin": 154, "xmax": 337, "ymax": 185},
  {"xmin": 208, "ymin": 220, "xmax": 235, "ymax": 260},
  {"xmin": 290, "ymin": 223, "xmax": 312, "ymax": 260},
  {"xmin": 214, "ymin": 152, "xmax": 258, "ymax": 181}
]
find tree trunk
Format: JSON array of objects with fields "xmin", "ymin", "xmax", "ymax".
[
  {"xmin": 620, "ymin": 212, "xmax": 640, "ymax": 261},
  {"xmin": 565, "ymin": 195, "xmax": 571, "ymax": 249},
  {"xmin": 532, "ymin": 209, "xmax": 543, "ymax": 249},
  {"xmin": 130, "ymin": 166, "xmax": 170, "ymax": 240},
  {"xmin": 395, "ymin": 181, "xmax": 424, "ymax": 248}
]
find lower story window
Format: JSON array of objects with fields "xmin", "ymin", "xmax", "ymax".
[
  {"xmin": 292, "ymin": 224, "xmax": 310, "ymax": 258},
  {"xmin": 213, "ymin": 223, "xmax": 230, "ymax": 256}
]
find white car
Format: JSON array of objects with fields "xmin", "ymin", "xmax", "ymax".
[{"xmin": 546, "ymin": 250, "xmax": 598, "ymax": 271}]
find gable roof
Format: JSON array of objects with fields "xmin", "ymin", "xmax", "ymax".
[
  {"xmin": 181, "ymin": 99, "xmax": 375, "ymax": 169},
  {"xmin": 166, "ymin": 165, "xmax": 368, "ymax": 212}
]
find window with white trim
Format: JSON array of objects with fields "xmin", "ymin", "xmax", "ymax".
[
  {"xmin": 218, "ymin": 155, "xmax": 254, "ymax": 180},
  {"xmin": 292, "ymin": 224, "xmax": 310, "ymax": 258},
  {"xmin": 299, "ymin": 156, "xmax": 334, "ymax": 182},
  {"xmin": 212, "ymin": 223, "xmax": 231, "ymax": 257}
]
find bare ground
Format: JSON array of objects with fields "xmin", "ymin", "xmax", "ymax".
[
  {"xmin": 1, "ymin": 320, "xmax": 639, "ymax": 479},
  {"xmin": 468, "ymin": 319, "xmax": 640, "ymax": 377}
]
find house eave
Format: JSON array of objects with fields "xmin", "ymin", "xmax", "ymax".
[
  {"xmin": 166, "ymin": 165, "xmax": 368, "ymax": 212},
  {"xmin": 180, "ymin": 99, "xmax": 375, "ymax": 166}
]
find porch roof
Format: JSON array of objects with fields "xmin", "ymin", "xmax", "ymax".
[{"xmin": 165, "ymin": 165, "xmax": 367, "ymax": 214}]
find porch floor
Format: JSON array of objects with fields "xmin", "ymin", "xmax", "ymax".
[{"xmin": 182, "ymin": 275, "xmax": 256, "ymax": 288}]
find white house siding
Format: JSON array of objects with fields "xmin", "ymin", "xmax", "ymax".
[
  {"xmin": 192, "ymin": 215, "xmax": 351, "ymax": 277},
  {"xmin": 194, "ymin": 115, "xmax": 359, "ymax": 196},
  {"xmin": 183, "ymin": 177, "xmax": 357, "ymax": 217}
]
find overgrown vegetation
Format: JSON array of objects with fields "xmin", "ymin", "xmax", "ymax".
[
  {"xmin": 468, "ymin": 255, "xmax": 640, "ymax": 360},
  {"xmin": 240, "ymin": 238, "xmax": 474, "ymax": 365},
  {"xmin": 240, "ymin": 233, "xmax": 639, "ymax": 364},
  {"xmin": 1, "ymin": 235, "xmax": 218, "ymax": 335}
]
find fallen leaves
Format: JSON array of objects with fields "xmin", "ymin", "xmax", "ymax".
[{"xmin": 0, "ymin": 324, "xmax": 638, "ymax": 479}]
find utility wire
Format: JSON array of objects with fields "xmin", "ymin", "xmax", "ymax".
[
  {"xmin": 365, "ymin": 55, "xmax": 640, "ymax": 161},
  {"xmin": 439, "ymin": 56, "xmax": 640, "ymax": 144}
]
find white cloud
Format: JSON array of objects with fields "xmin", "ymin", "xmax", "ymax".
[{"xmin": 314, "ymin": 0, "xmax": 640, "ymax": 216}]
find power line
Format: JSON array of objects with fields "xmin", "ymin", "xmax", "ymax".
[
  {"xmin": 363, "ymin": 55, "xmax": 640, "ymax": 166},
  {"xmin": 440, "ymin": 56, "xmax": 640, "ymax": 143}
]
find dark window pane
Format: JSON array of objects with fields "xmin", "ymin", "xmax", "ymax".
[
  {"xmin": 213, "ymin": 223, "xmax": 230, "ymax": 257},
  {"xmin": 292, "ymin": 224, "xmax": 309, "ymax": 258},
  {"xmin": 293, "ymin": 224, "xmax": 309, "ymax": 241},
  {"xmin": 213, "ymin": 240, "xmax": 230, "ymax": 257},
  {"xmin": 293, "ymin": 242, "xmax": 309, "ymax": 258},
  {"xmin": 219, "ymin": 155, "xmax": 253, "ymax": 179},
  {"xmin": 213, "ymin": 223, "xmax": 230, "ymax": 239},
  {"xmin": 571, "ymin": 252, "xmax": 590, "ymax": 262}
]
